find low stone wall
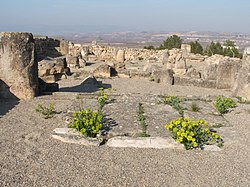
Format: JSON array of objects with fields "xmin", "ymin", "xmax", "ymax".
[
  {"xmin": 56, "ymin": 40, "xmax": 250, "ymax": 96},
  {"xmin": 174, "ymin": 76, "xmax": 216, "ymax": 88}
]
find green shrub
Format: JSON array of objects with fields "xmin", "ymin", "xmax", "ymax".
[
  {"xmin": 189, "ymin": 41, "xmax": 203, "ymax": 55},
  {"xmin": 143, "ymin": 46, "xmax": 155, "ymax": 50},
  {"xmin": 97, "ymin": 88, "xmax": 108, "ymax": 111},
  {"xmin": 137, "ymin": 103, "xmax": 150, "ymax": 137},
  {"xmin": 35, "ymin": 103, "xmax": 56, "ymax": 119},
  {"xmin": 165, "ymin": 96, "xmax": 183, "ymax": 105},
  {"xmin": 70, "ymin": 108, "xmax": 103, "ymax": 137},
  {"xmin": 164, "ymin": 96, "xmax": 186, "ymax": 117},
  {"xmin": 191, "ymin": 102, "xmax": 200, "ymax": 112},
  {"xmin": 165, "ymin": 118, "xmax": 223, "ymax": 150},
  {"xmin": 214, "ymin": 96, "xmax": 236, "ymax": 114},
  {"xmin": 158, "ymin": 35, "xmax": 183, "ymax": 50}
]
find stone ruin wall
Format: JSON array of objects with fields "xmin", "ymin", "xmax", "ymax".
[
  {"xmin": 67, "ymin": 41, "xmax": 249, "ymax": 99},
  {"xmin": 0, "ymin": 34, "xmax": 70, "ymax": 100},
  {"xmin": 0, "ymin": 32, "xmax": 39, "ymax": 100},
  {"xmin": 1, "ymin": 33, "xmax": 249, "ymax": 101},
  {"xmin": 34, "ymin": 37, "xmax": 68, "ymax": 61},
  {"xmin": 68, "ymin": 42, "xmax": 206, "ymax": 65},
  {"xmin": 68, "ymin": 43, "xmax": 165, "ymax": 63},
  {"xmin": 34, "ymin": 37, "xmax": 72, "ymax": 88}
]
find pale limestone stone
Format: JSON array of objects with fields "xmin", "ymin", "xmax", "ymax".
[
  {"xmin": 152, "ymin": 69, "xmax": 174, "ymax": 85},
  {"xmin": 116, "ymin": 49, "xmax": 125, "ymax": 63},
  {"xmin": 0, "ymin": 32, "xmax": 38, "ymax": 100},
  {"xmin": 107, "ymin": 136, "xmax": 184, "ymax": 149},
  {"xmin": 52, "ymin": 128, "xmax": 101, "ymax": 146},
  {"xmin": 181, "ymin": 44, "xmax": 191, "ymax": 55}
]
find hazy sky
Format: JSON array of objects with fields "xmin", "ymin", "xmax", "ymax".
[{"xmin": 0, "ymin": 0, "xmax": 250, "ymax": 35}]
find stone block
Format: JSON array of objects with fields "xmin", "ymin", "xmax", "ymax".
[
  {"xmin": 116, "ymin": 49, "xmax": 125, "ymax": 63},
  {"xmin": 185, "ymin": 68, "xmax": 201, "ymax": 78},
  {"xmin": 107, "ymin": 136, "xmax": 183, "ymax": 149},
  {"xmin": 152, "ymin": 69, "xmax": 174, "ymax": 85},
  {"xmin": 66, "ymin": 55, "xmax": 79, "ymax": 67},
  {"xmin": 52, "ymin": 128, "xmax": 101, "ymax": 146},
  {"xmin": 0, "ymin": 32, "xmax": 39, "ymax": 100},
  {"xmin": 92, "ymin": 63, "xmax": 111, "ymax": 78}
]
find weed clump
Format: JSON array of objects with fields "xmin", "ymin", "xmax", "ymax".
[
  {"xmin": 191, "ymin": 101, "xmax": 200, "ymax": 112},
  {"xmin": 97, "ymin": 88, "xmax": 108, "ymax": 111},
  {"xmin": 35, "ymin": 103, "xmax": 56, "ymax": 119},
  {"xmin": 164, "ymin": 96, "xmax": 186, "ymax": 117},
  {"xmin": 214, "ymin": 96, "xmax": 236, "ymax": 114},
  {"xmin": 137, "ymin": 103, "xmax": 150, "ymax": 137},
  {"xmin": 211, "ymin": 123, "xmax": 223, "ymax": 128}
]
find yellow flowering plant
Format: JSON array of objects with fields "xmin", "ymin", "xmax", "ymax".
[
  {"xmin": 165, "ymin": 118, "xmax": 223, "ymax": 150},
  {"xmin": 70, "ymin": 108, "xmax": 103, "ymax": 138},
  {"xmin": 69, "ymin": 88, "xmax": 108, "ymax": 138}
]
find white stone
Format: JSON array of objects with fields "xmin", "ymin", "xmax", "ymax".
[
  {"xmin": 53, "ymin": 128, "xmax": 71, "ymax": 135},
  {"xmin": 52, "ymin": 128, "xmax": 101, "ymax": 146},
  {"xmin": 244, "ymin": 47, "xmax": 250, "ymax": 55},
  {"xmin": 107, "ymin": 136, "xmax": 222, "ymax": 151},
  {"xmin": 52, "ymin": 135, "xmax": 100, "ymax": 146},
  {"xmin": 116, "ymin": 49, "xmax": 125, "ymax": 63},
  {"xmin": 106, "ymin": 136, "xmax": 184, "ymax": 149}
]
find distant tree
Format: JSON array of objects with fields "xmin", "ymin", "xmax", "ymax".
[
  {"xmin": 156, "ymin": 44, "xmax": 165, "ymax": 50},
  {"xmin": 143, "ymin": 45, "xmax": 155, "ymax": 50},
  {"xmin": 158, "ymin": 35, "xmax": 183, "ymax": 50},
  {"xmin": 189, "ymin": 41, "xmax": 203, "ymax": 55},
  {"xmin": 204, "ymin": 41, "xmax": 223, "ymax": 56},
  {"xmin": 223, "ymin": 40, "xmax": 242, "ymax": 58},
  {"xmin": 223, "ymin": 40, "xmax": 236, "ymax": 47}
]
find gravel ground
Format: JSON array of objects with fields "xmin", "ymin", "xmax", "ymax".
[{"xmin": 0, "ymin": 77, "xmax": 250, "ymax": 187}]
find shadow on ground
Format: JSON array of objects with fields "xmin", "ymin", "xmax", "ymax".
[
  {"xmin": 0, "ymin": 100, "xmax": 19, "ymax": 118},
  {"xmin": 102, "ymin": 115, "xmax": 119, "ymax": 135},
  {"xmin": 59, "ymin": 77, "xmax": 112, "ymax": 93},
  {"xmin": 0, "ymin": 80, "xmax": 19, "ymax": 117}
]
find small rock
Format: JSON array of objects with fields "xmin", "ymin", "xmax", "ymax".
[{"xmin": 53, "ymin": 128, "xmax": 73, "ymax": 135}]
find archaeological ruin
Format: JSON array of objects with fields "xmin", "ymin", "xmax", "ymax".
[{"xmin": 0, "ymin": 32, "xmax": 250, "ymax": 101}]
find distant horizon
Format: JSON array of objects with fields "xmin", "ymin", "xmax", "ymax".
[
  {"xmin": 1, "ymin": 26, "xmax": 250, "ymax": 37},
  {"xmin": 1, "ymin": 0, "xmax": 250, "ymax": 35}
]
